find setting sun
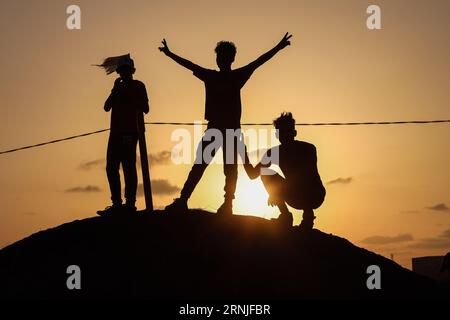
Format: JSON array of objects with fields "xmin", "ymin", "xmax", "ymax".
[{"xmin": 234, "ymin": 172, "xmax": 276, "ymax": 219}]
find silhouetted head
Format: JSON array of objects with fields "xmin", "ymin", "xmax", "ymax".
[
  {"xmin": 215, "ymin": 41, "xmax": 236, "ymax": 71},
  {"xmin": 274, "ymin": 112, "xmax": 297, "ymax": 144},
  {"xmin": 116, "ymin": 56, "xmax": 135, "ymax": 81}
]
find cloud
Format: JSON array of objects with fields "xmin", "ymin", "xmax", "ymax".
[
  {"xmin": 64, "ymin": 185, "xmax": 102, "ymax": 193},
  {"xmin": 327, "ymin": 177, "xmax": 353, "ymax": 185},
  {"xmin": 148, "ymin": 151, "xmax": 172, "ymax": 166},
  {"xmin": 401, "ymin": 203, "xmax": 450, "ymax": 215},
  {"xmin": 408, "ymin": 238, "xmax": 450, "ymax": 249},
  {"xmin": 137, "ymin": 179, "xmax": 180, "ymax": 197},
  {"xmin": 361, "ymin": 234, "xmax": 414, "ymax": 245},
  {"xmin": 440, "ymin": 229, "xmax": 450, "ymax": 238},
  {"xmin": 426, "ymin": 203, "xmax": 449, "ymax": 212},
  {"xmin": 79, "ymin": 151, "xmax": 172, "ymax": 171},
  {"xmin": 407, "ymin": 229, "xmax": 450, "ymax": 249},
  {"xmin": 78, "ymin": 159, "xmax": 104, "ymax": 171}
]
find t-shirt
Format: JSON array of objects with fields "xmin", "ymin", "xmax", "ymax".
[
  {"xmin": 105, "ymin": 80, "xmax": 149, "ymax": 134},
  {"xmin": 193, "ymin": 65, "xmax": 256, "ymax": 128},
  {"xmin": 263, "ymin": 140, "xmax": 325, "ymax": 192}
]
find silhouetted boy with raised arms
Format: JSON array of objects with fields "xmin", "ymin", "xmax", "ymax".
[
  {"xmin": 96, "ymin": 54, "xmax": 150, "ymax": 216},
  {"xmin": 159, "ymin": 33, "xmax": 292, "ymax": 215},
  {"xmin": 244, "ymin": 112, "xmax": 326, "ymax": 229}
]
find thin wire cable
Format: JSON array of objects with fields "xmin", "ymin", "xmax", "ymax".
[
  {"xmin": 0, "ymin": 129, "xmax": 110, "ymax": 155},
  {"xmin": 1, "ymin": 119, "xmax": 449, "ymax": 155},
  {"xmin": 146, "ymin": 119, "xmax": 450, "ymax": 126}
]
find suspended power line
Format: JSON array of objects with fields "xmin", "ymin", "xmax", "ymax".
[
  {"xmin": 0, "ymin": 129, "xmax": 110, "ymax": 155},
  {"xmin": 0, "ymin": 119, "xmax": 449, "ymax": 155},
  {"xmin": 147, "ymin": 119, "xmax": 450, "ymax": 126}
]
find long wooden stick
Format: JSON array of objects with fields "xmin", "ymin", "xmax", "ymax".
[{"xmin": 137, "ymin": 113, "xmax": 153, "ymax": 211}]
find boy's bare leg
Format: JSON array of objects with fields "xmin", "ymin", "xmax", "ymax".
[
  {"xmin": 98, "ymin": 135, "xmax": 123, "ymax": 216},
  {"xmin": 166, "ymin": 132, "xmax": 216, "ymax": 212},
  {"xmin": 262, "ymin": 172, "xmax": 293, "ymax": 226},
  {"xmin": 217, "ymin": 132, "xmax": 238, "ymax": 216}
]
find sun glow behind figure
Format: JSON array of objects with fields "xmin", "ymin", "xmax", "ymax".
[
  {"xmin": 233, "ymin": 141, "xmax": 283, "ymax": 219},
  {"xmin": 234, "ymin": 170, "xmax": 277, "ymax": 220}
]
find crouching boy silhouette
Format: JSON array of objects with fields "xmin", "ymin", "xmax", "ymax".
[
  {"xmin": 96, "ymin": 54, "xmax": 150, "ymax": 216},
  {"xmin": 244, "ymin": 112, "xmax": 325, "ymax": 229}
]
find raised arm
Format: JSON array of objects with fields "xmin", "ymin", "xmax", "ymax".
[
  {"xmin": 246, "ymin": 32, "xmax": 292, "ymax": 71},
  {"xmin": 158, "ymin": 38, "xmax": 202, "ymax": 72}
]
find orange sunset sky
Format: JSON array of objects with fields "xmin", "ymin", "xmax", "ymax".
[{"xmin": 0, "ymin": 0, "xmax": 449, "ymax": 269}]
